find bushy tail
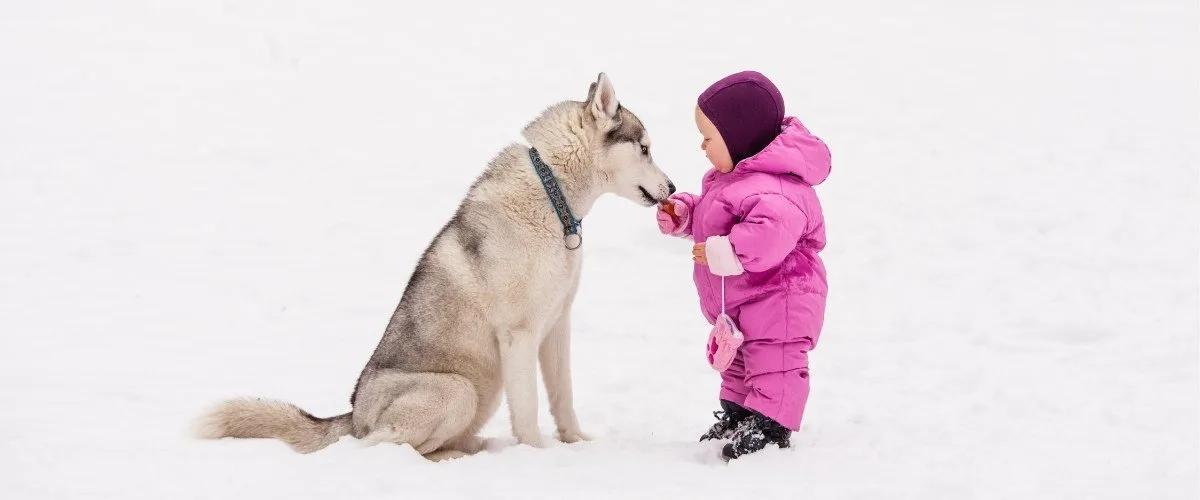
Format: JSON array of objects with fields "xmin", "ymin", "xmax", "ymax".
[{"xmin": 192, "ymin": 398, "xmax": 352, "ymax": 454}]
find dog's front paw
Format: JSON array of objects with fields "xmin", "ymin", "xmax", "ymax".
[{"xmin": 557, "ymin": 428, "xmax": 593, "ymax": 444}]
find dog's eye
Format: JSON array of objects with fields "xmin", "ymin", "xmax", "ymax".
[{"xmin": 640, "ymin": 145, "xmax": 649, "ymax": 156}]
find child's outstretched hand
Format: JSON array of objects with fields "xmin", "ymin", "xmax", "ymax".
[
  {"xmin": 660, "ymin": 200, "xmax": 678, "ymax": 220},
  {"xmin": 662, "ymin": 200, "xmax": 681, "ymax": 220},
  {"xmin": 657, "ymin": 198, "xmax": 689, "ymax": 236},
  {"xmin": 692, "ymin": 242, "xmax": 707, "ymax": 265}
]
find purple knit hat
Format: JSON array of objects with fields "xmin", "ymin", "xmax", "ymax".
[{"xmin": 697, "ymin": 71, "xmax": 785, "ymax": 165}]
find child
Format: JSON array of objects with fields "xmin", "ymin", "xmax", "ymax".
[{"xmin": 657, "ymin": 71, "xmax": 831, "ymax": 460}]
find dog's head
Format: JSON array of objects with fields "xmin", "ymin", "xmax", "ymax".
[{"xmin": 582, "ymin": 73, "xmax": 675, "ymax": 206}]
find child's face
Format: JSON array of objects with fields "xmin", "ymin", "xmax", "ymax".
[{"xmin": 694, "ymin": 106, "xmax": 734, "ymax": 173}]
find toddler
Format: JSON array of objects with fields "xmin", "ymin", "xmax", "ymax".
[{"xmin": 657, "ymin": 71, "xmax": 831, "ymax": 460}]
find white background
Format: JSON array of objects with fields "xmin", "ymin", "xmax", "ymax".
[{"xmin": 1, "ymin": 0, "xmax": 1196, "ymax": 498}]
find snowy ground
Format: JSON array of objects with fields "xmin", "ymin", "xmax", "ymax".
[{"xmin": 1, "ymin": 0, "xmax": 1197, "ymax": 498}]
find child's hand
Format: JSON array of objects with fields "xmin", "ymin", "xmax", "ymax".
[
  {"xmin": 660, "ymin": 200, "xmax": 678, "ymax": 220},
  {"xmin": 693, "ymin": 242, "xmax": 708, "ymax": 265},
  {"xmin": 657, "ymin": 198, "xmax": 689, "ymax": 236}
]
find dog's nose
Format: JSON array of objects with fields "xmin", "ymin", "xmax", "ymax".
[{"xmin": 667, "ymin": 182, "xmax": 676, "ymax": 195}]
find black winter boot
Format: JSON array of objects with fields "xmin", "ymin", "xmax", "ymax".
[
  {"xmin": 699, "ymin": 400, "xmax": 752, "ymax": 442},
  {"xmin": 721, "ymin": 412, "xmax": 792, "ymax": 460}
]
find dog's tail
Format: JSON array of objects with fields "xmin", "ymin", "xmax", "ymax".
[{"xmin": 191, "ymin": 398, "xmax": 352, "ymax": 454}]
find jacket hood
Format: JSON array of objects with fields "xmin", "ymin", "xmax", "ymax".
[{"xmin": 735, "ymin": 117, "xmax": 831, "ymax": 186}]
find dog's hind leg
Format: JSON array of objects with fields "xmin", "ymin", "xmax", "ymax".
[
  {"xmin": 424, "ymin": 434, "xmax": 486, "ymax": 462},
  {"xmin": 355, "ymin": 371, "xmax": 478, "ymax": 456},
  {"xmin": 424, "ymin": 449, "xmax": 469, "ymax": 462}
]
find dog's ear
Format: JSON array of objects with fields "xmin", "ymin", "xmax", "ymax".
[
  {"xmin": 586, "ymin": 81, "xmax": 598, "ymax": 103},
  {"xmin": 587, "ymin": 72, "xmax": 619, "ymax": 124}
]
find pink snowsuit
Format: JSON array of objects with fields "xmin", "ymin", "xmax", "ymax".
[{"xmin": 660, "ymin": 117, "xmax": 830, "ymax": 431}]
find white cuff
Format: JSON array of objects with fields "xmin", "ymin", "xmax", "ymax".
[{"xmin": 705, "ymin": 236, "xmax": 745, "ymax": 276}]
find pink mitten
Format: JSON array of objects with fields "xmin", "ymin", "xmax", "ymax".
[
  {"xmin": 656, "ymin": 197, "xmax": 690, "ymax": 236},
  {"xmin": 707, "ymin": 313, "xmax": 744, "ymax": 371}
]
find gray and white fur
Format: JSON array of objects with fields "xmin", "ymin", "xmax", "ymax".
[{"xmin": 193, "ymin": 73, "xmax": 675, "ymax": 461}]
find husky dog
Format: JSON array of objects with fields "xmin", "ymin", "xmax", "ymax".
[{"xmin": 194, "ymin": 73, "xmax": 675, "ymax": 461}]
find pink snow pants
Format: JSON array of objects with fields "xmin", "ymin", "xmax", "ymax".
[{"xmin": 718, "ymin": 289, "xmax": 825, "ymax": 431}]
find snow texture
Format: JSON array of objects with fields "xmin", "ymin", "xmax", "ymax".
[{"xmin": 1, "ymin": 0, "xmax": 1197, "ymax": 498}]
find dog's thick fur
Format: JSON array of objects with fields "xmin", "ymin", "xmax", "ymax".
[{"xmin": 193, "ymin": 74, "xmax": 674, "ymax": 461}]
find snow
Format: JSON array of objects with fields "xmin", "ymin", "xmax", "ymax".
[{"xmin": 1, "ymin": 0, "xmax": 1197, "ymax": 498}]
